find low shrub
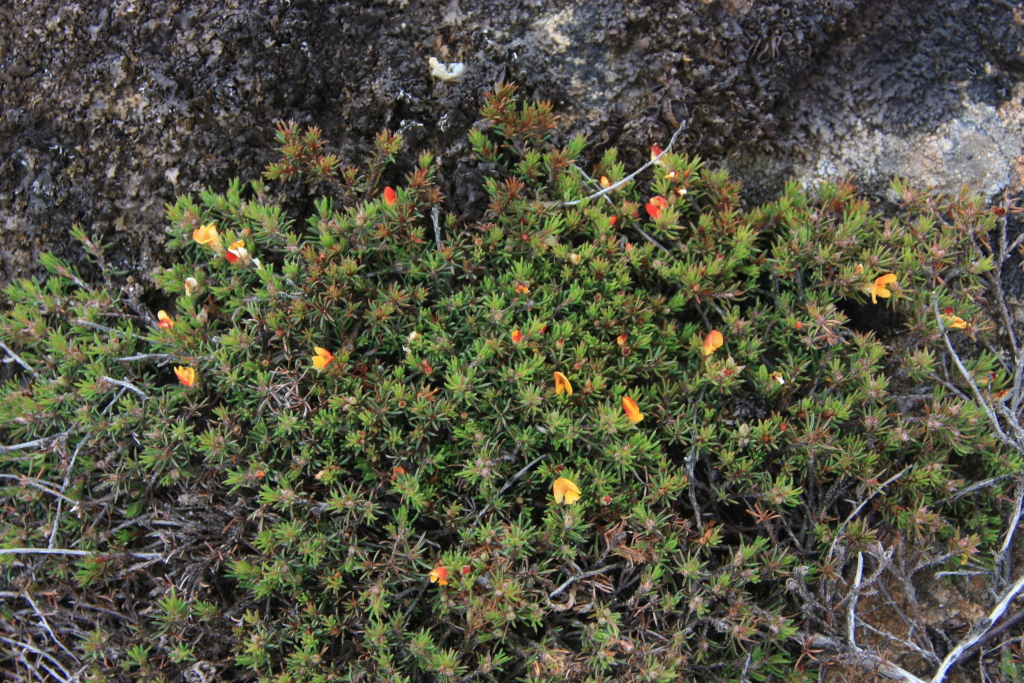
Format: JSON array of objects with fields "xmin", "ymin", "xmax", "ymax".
[{"xmin": 1, "ymin": 83, "xmax": 1019, "ymax": 682}]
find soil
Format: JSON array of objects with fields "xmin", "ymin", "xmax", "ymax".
[{"xmin": 2, "ymin": 0, "xmax": 1022, "ymax": 291}]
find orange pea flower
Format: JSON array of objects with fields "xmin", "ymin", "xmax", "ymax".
[
  {"xmin": 192, "ymin": 223, "xmax": 222, "ymax": 252},
  {"xmin": 515, "ymin": 284, "xmax": 530, "ymax": 294},
  {"xmin": 702, "ymin": 330, "xmax": 724, "ymax": 356},
  {"xmin": 942, "ymin": 312, "xmax": 968, "ymax": 330},
  {"xmin": 608, "ymin": 216, "xmax": 618, "ymax": 226},
  {"xmin": 225, "ymin": 240, "xmax": 249, "ymax": 265},
  {"xmin": 622, "ymin": 396, "xmax": 643, "ymax": 424},
  {"xmin": 650, "ymin": 144, "xmax": 665, "ymax": 165},
  {"xmin": 616, "ymin": 333, "xmax": 628, "ymax": 347},
  {"xmin": 869, "ymin": 273, "xmax": 897, "ymax": 304},
  {"xmin": 174, "ymin": 366, "xmax": 197, "ymax": 387},
  {"xmin": 428, "ymin": 566, "xmax": 448, "ymax": 586},
  {"xmin": 553, "ymin": 371, "xmax": 573, "ymax": 396},
  {"xmin": 553, "ymin": 477, "xmax": 581, "ymax": 504},
  {"xmin": 645, "ymin": 196, "xmax": 668, "ymax": 220},
  {"xmin": 157, "ymin": 310, "xmax": 174, "ymax": 330},
  {"xmin": 383, "ymin": 186, "xmax": 397, "ymax": 205},
  {"xmin": 600, "ymin": 175, "xmax": 611, "ymax": 189},
  {"xmin": 312, "ymin": 347, "xmax": 335, "ymax": 371},
  {"xmin": 511, "ymin": 329, "xmax": 523, "ymax": 343}
]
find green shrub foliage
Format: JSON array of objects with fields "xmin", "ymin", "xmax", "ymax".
[{"xmin": 0, "ymin": 83, "xmax": 1014, "ymax": 682}]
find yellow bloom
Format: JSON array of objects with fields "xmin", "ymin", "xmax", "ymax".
[
  {"xmin": 428, "ymin": 566, "xmax": 448, "ymax": 586},
  {"xmin": 553, "ymin": 371, "xmax": 573, "ymax": 396},
  {"xmin": 600, "ymin": 175, "xmax": 611, "ymax": 189},
  {"xmin": 157, "ymin": 310, "xmax": 174, "ymax": 330},
  {"xmin": 312, "ymin": 347, "xmax": 335, "ymax": 371},
  {"xmin": 870, "ymin": 273, "xmax": 897, "ymax": 304},
  {"xmin": 192, "ymin": 223, "xmax": 220, "ymax": 246},
  {"xmin": 174, "ymin": 366, "xmax": 196, "ymax": 387},
  {"xmin": 942, "ymin": 312, "xmax": 968, "ymax": 330},
  {"xmin": 702, "ymin": 330, "xmax": 724, "ymax": 356},
  {"xmin": 770, "ymin": 371, "xmax": 785, "ymax": 385},
  {"xmin": 553, "ymin": 477, "xmax": 581, "ymax": 505},
  {"xmin": 622, "ymin": 396, "xmax": 643, "ymax": 424}
]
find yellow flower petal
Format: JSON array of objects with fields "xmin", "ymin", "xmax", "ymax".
[
  {"xmin": 428, "ymin": 567, "xmax": 448, "ymax": 586},
  {"xmin": 192, "ymin": 223, "xmax": 220, "ymax": 246},
  {"xmin": 871, "ymin": 273, "xmax": 897, "ymax": 304},
  {"xmin": 174, "ymin": 366, "xmax": 196, "ymax": 387},
  {"xmin": 553, "ymin": 477, "xmax": 581, "ymax": 505},
  {"xmin": 622, "ymin": 396, "xmax": 643, "ymax": 424},
  {"xmin": 702, "ymin": 330, "xmax": 724, "ymax": 356},
  {"xmin": 553, "ymin": 371, "xmax": 573, "ymax": 396},
  {"xmin": 312, "ymin": 347, "xmax": 335, "ymax": 371}
]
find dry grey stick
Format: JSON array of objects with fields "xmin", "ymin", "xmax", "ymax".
[
  {"xmin": 477, "ymin": 453, "xmax": 548, "ymax": 519},
  {"xmin": 575, "ymin": 166, "xmax": 672, "ymax": 255},
  {"xmin": 431, "ymin": 206, "xmax": 443, "ymax": 251},
  {"xmin": 827, "ymin": 468, "xmax": 907, "ymax": 563},
  {"xmin": 0, "ymin": 635, "xmax": 72, "ymax": 680},
  {"xmin": 0, "ymin": 434, "xmax": 66, "ymax": 457},
  {"xmin": 0, "ymin": 548, "xmax": 162, "ymax": 560},
  {"xmin": 549, "ymin": 563, "xmax": 621, "ymax": 599},
  {"xmin": 114, "ymin": 353, "xmax": 180, "ymax": 363},
  {"xmin": 0, "ymin": 340, "xmax": 39, "ymax": 379},
  {"xmin": 847, "ymin": 552, "xmax": 864, "ymax": 649},
  {"xmin": 798, "ymin": 633, "xmax": 927, "ymax": 683},
  {"xmin": 99, "ymin": 376, "xmax": 149, "ymax": 399},
  {"xmin": 557, "ymin": 119, "xmax": 688, "ymax": 208},
  {"xmin": 929, "ymin": 572, "xmax": 1024, "ymax": 682},
  {"xmin": 23, "ymin": 590, "xmax": 79, "ymax": 664},
  {"xmin": 0, "ymin": 475, "xmax": 78, "ymax": 506}
]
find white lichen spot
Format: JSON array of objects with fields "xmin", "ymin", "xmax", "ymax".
[{"xmin": 428, "ymin": 57, "xmax": 465, "ymax": 83}]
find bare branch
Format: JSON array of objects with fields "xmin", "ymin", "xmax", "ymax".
[
  {"xmin": 929, "ymin": 571, "xmax": 1024, "ymax": 682},
  {"xmin": 99, "ymin": 376, "xmax": 149, "ymax": 399},
  {"xmin": 556, "ymin": 118, "xmax": 689, "ymax": 208},
  {"xmin": 0, "ymin": 340, "xmax": 39, "ymax": 379}
]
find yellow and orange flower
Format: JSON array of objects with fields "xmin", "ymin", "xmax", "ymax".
[
  {"xmin": 157, "ymin": 310, "xmax": 174, "ymax": 330},
  {"xmin": 225, "ymin": 240, "xmax": 248, "ymax": 265},
  {"xmin": 608, "ymin": 215, "xmax": 618, "ymax": 226},
  {"xmin": 428, "ymin": 566, "xmax": 448, "ymax": 586},
  {"xmin": 616, "ymin": 333, "xmax": 628, "ymax": 347},
  {"xmin": 702, "ymin": 330, "xmax": 724, "ymax": 356},
  {"xmin": 511, "ymin": 329, "xmax": 523, "ymax": 343},
  {"xmin": 553, "ymin": 477, "xmax": 581, "ymax": 505},
  {"xmin": 192, "ymin": 223, "xmax": 222, "ymax": 251},
  {"xmin": 174, "ymin": 366, "xmax": 197, "ymax": 387},
  {"xmin": 622, "ymin": 396, "xmax": 643, "ymax": 424},
  {"xmin": 645, "ymin": 196, "xmax": 668, "ymax": 220},
  {"xmin": 384, "ymin": 186, "xmax": 397, "ymax": 206},
  {"xmin": 515, "ymin": 283, "xmax": 530, "ymax": 294},
  {"xmin": 600, "ymin": 175, "xmax": 611, "ymax": 189},
  {"xmin": 942, "ymin": 309, "xmax": 968, "ymax": 330},
  {"xmin": 553, "ymin": 371, "xmax": 573, "ymax": 396},
  {"xmin": 869, "ymin": 273, "xmax": 897, "ymax": 304},
  {"xmin": 312, "ymin": 347, "xmax": 335, "ymax": 371}
]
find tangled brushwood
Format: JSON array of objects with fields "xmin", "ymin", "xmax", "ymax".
[{"xmin": 3, "ymin": 83, "xmax": 1024, "ymax": 682}]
